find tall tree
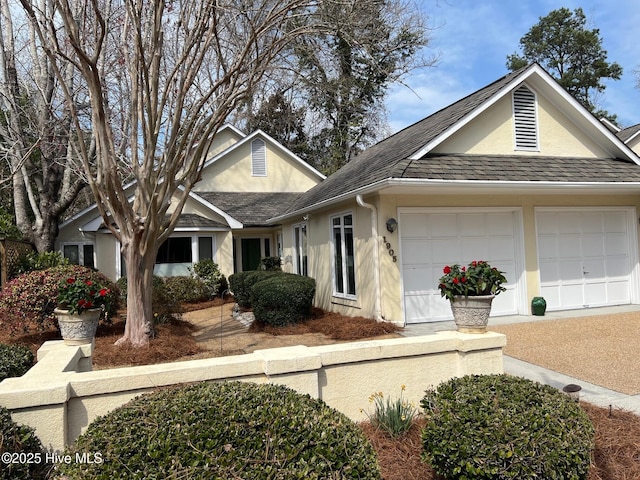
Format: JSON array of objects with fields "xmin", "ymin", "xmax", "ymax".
[
  {"xmin": 507, "ymin": 7, "xmax": 622, "ymax": 120},
  {"xmin": 19, "ymin": 0, "xmax": 394, "ymax": 346},
  {"xmin": 0, "ymin": 0, "xmax": 86, "ymax": 252}
]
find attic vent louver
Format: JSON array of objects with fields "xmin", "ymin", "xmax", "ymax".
[
  {"xmin": 513, "ymin": 86, "xmax": 538, "ymax": 150},
  {"xmin": 251, "ymin": 138, "xmax": 267, "ymax": 176}
]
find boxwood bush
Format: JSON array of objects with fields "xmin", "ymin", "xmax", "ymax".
[
  {"xmin": 0, "ymin": 406, "xmax": 49, "ymax": 479},
  {"xmin": 0, "ymin": 265, "xmax": 119, "ymax": 335},
  {"xmin": 163, "ymin": 275, "xmax": 210, "ymax": 304},
  {"xmin": 421, "ymin": 374, "xmax": 594, "ymax": 480},
  {"xmin": 192, "ymin": 259, "xmax": 228, "ymax": 297},
  {"xmin": 57, "ymin": 381, "xmax": 381, "ymax": 479},
  {"xmin": 251, "ymin": 274, "xmax": 316, "ymax": 327},
  {"xmin": 0, "ymin": 343, "xmax": 34, "ymax": 381},
  {"xmin": 228, "ymin": 270, "xmax": 284, "ymax": 308}
]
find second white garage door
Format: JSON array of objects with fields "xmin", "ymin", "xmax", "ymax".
[
  {"xmin": 536, "ymin": 208, "xmax": 636, "ymax": 311},
  {"xmin": 400, "ymin": 208, "xmax": 524, "ymax": 324}
]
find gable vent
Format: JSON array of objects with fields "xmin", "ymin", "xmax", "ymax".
[
  {"xmin": 513, "ymin": 86, "xmax": 539, "ymax": 150},
  {"xmin": 251, "ymin": 138, "xmax": 267, "ymax": 176}
]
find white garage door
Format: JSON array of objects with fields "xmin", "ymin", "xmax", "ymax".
[
  {"xmin": 536, "ymin": 209, "xmax": 634, "ymax": 311},
  {"xmin": 400, "ymin": 209, "xmax": 522, "ymax": 324}
]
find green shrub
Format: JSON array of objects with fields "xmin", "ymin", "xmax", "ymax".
[
  {"xmin": 57, "ymin": 381, "xmax": 381, "ymax": 479},
  {"xmin": 163, "ymin": 276, "xmax": 209, "ymax": 304},
  {"xmin": 259, "ymin": 256, "xmax": 282, "ymax": 271},
  {"xmin": 0, "ymin": 344, "xmax": 34, "ymax": 381},
  {"xmin": 116, "ymin": 275, "xmax": 179, "ymax": 324},
  {"xmin": 0, "ymin": 265, "xmax": 119, "ymax": 335},
  {"xmin": 17, "ymin": 250, "xmax": 69, "ymax": 274},
  {"xmin": 192, "ymin": 259, "xmax": 228, "ymax": 297},
  {"xmin": 421, "ymin": 374, "xmax": 594, "ymax": 480},
  {"xmin": 251, "ymin": 274, "xmax": 315, "ymax": 327},
  {"xmin": 0, "ymin": 406, "xmax": 49, "ymax": 479},
  {"xmin": 228, "ymin": 270, "xmax": 284, "ymax": 308}
]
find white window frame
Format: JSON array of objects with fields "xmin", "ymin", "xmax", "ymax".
[
  {"xmin": 330, "ymin": 212, "xmax": 356, "ymax": 299},
  {"xmin": 60, "ymin": 242, "xmax": 95, "ymax": 268},
  {"xmin": 293, "ymin": 222, "xmax": 308, "ymax": 276}
]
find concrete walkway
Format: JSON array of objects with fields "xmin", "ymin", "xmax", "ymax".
[{"xmin": 402, "ymin": 305, "xmax": 640, "ymax": 414}]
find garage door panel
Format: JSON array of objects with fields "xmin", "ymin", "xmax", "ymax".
[
  {"xmin": 536, "ymin": 209, "xmax": 632, "ymax": 311},
  {"xmin": 401, "ymin": 211, "xmax": 521, "ymax": 323},
  {"xmin": 401, "ymin": 214, "xmax": 429, "ymax": 237}
]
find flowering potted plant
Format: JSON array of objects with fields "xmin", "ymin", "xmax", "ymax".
[
  {"xmin": 55, "ymin": 277, "xmax": 114, "ymax": 345},
  {"xmin": 438, "ymin": 261, "xmax": 507, "ymax": 333}
]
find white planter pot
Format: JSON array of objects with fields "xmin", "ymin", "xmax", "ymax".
[
  {"xmin": 450, "ymin": 295, "xmax": 495, "ymax": 333},
  {"xmin": 54, "ymin": 308, "xmax": 101, "ymax": 345}
]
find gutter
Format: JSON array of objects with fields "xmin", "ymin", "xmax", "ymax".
[{"xmin": 356, "ymin": 194, "xmax": 382, "ymax": 322}]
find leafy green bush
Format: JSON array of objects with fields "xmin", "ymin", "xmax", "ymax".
[
  {"xmin": 0, "ymin": 344, "xmax": 34, "ymax": 381},
  {"xmin": 163, "ymin": 276, "xmax": 209, "ymax": 304},
  {"xmin": 192, "ymin": 259, "xmax": 228, "ymax": 297},
  {"xmin": 228, "ymin": 270, "xmax": 284, "ymax": 308},
  {"xmin": 17, "ymin": 250, "xmax": 69, "ymax": 274},
  {"xmin": 421, "ymin": 374, "xmax": 594, "ymax": 480},
  {"xmin": 0, "ymin": 406, "xmax": 49, "ymax": 479},
  {"xmin": 259, "ymin": 256, "xmax": 282, "ymax": 271},
  {"xmin": 364, "ymin": 386, "xmax": 418, "ymax": 438},
  {"xmin": 251, "ymin": 274, "xmax": 315, "ymax": 327},
  {"xmin": 0, "ymin": 265, "xmax": 119, "ymax": 335},
  {"xmin": 57, "ymin": 381, "xmax": 381, "ymax": 479},
  {"xmin": 116, "ymin": 275, "xmax": 178, "ymax": 324}
]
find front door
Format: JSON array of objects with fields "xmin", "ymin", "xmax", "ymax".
[{"xmin": 241, "ymin": 238, "xmax": 262, "ymax": 271}]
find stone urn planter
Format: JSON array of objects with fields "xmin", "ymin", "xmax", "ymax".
[
  {"xmin": 450, "ymin": 294, "xmax": 495, "ymax": 333},
  {"xmin": 54, "ymin": 308, "xmax": 101, "ymax": 345}
]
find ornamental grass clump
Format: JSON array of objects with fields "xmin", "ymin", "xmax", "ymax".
[
  {"xmin": 421, "ymin": 374, "xmax": 594, "ymax": 480},
  {"xmin": 438, "ymin": 260, "xmax": 507, "ymax": 301},
  {"xmin": 57, "ymin": 381, "xmax": 381, "ymax": 479},
  {"xmin": 364, "ymin": 385, "xmax": 418, "ymax": 438}
]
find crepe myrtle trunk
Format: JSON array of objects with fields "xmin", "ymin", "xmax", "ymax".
[{"xmin": 115, "ymin": 236, "xmax": 157, "ymax": 346}]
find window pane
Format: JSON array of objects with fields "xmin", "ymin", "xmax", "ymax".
[
  {"xmin": 264, "ymin": 238, "xmax": 270, "ymax": 257},
  {"xmin": 333, "ymin": 227, "xmax": 344, "ymax": 293},
  {"xmin": 332, "ymin": 217, "xmax": 341, "ymax": 226},
  {"xmin": 198, "ymin": 237, "xmax": 213, "ymax": 260},
  {"xmin": 344, "ymin": 214, "xmax": 353, "ymax": 226},
  {"xmin": 157, "ymin": 237, "xmax": 192, "ymax": 263},
  {"xmin": 345, "ymin": 227, "xmax": 356, "ymax": 295},
  {"xmin": 83, "ymin": 244, "xmax": 95, "ymax": 269},
  {"xmin": 63, "ymin": 245, "xmax": 79, "ymax": 264}
]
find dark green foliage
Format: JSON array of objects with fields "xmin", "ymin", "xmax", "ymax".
[
  {"xmin": 0, "ymin": 208, "xmax": 22, "ymax": 240},
  {"xmin": 17, "ymin": 250, "xmax": 69, "ymax": 274},
  {"xmin": 229, "ymin": 270, "xmax": 285, "ymax": 308},
  {"xmin": 0, "ymin": 406, "xmax": 49, "ymax": 479},
  {"xmin": 163, "ymin": 276, "xmax": 210, "ymax": 304},
  {"xmin": 0, "ymin": 265, "xmax": 119, "ymax": 335},
  {"xmin": 506, "ymin": 7, "xmax": 622, "ymax": 118},
  {"xmin": 0, "ymin": 343, "xmax": 34, "ymax": 381},
  {"xmin": 251, "ymin": 274, "xmax": 316, "ymax": 327},
  {"xmin": 192, "ymin": 259, "xmax": 228, "ymax": 296},
  {"xmin": 116, "ymin": 276, "xmax": 178, "ymax": 324},
  {"xmin": 57, "ymin": 381, "xmax": 381, "ymax": 479},
  {"xmin": 421, "ymin": 374, "xmax": 594, "ymax": 480},
  {"xmin": 259, "ymin": 256, "xmax": 283, "ymax": 271}
]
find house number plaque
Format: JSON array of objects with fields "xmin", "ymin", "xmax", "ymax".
[{"xmin": 382, "ymin": 236, "xmax": 397, "ymax": 262}]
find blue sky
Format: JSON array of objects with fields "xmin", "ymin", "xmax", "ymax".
[{"xmin": 386, "ymin": 0, "xmax": 640, "ymax": 133}]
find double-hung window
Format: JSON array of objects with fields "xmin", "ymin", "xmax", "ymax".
[
  {"xmin": 293, "ymin": 223, "xmax": 308, "ymax": 276},
  {"xmin": 332, "ymin": 213, "xmax": 356, "ymax": 297}
]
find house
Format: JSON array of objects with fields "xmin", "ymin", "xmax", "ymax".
[
  {"xmin": 272, "ymin": 63, "xmax": 640, "ymax": 325},
  {"xmin": 56, "ymin": 125, "xmax": 325, "ymax": 280}
]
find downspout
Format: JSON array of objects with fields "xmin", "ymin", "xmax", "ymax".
[{"xmin": 356, "ymin": 194, "xmax": 382, "ymax": 321}]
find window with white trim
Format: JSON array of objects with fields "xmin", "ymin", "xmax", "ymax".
[
  {"xmin": 293, "ymin": 223, "xmax": 308, "ymax": 276},
  {"xmin": 512, "ymin": 85, "xmax": 539, "ymax": 150},
  {"xmin": 62, "ymin": 243, "xmax": 95, "ymax": 269},
  {"xmin": 331, "ymin": 213, "xmax": 356, "ymax": 297},
  {"xmin": 251, "ymin": 138, "xmax": 267, "ymax": 176}
]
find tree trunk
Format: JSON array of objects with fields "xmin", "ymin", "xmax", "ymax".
[{"xmin": 116, "ymin": 236, "xmax": 156, "ymax": 346}]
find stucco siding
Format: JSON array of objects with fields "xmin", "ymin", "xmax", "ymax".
[{"xmin": 433, "ymin": 92, "xmax": 610, "ymax": 158}]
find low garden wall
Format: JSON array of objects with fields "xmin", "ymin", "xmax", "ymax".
[{"xmin": 0, "ymin": 331, "xmax": 506, "ymax": 452}]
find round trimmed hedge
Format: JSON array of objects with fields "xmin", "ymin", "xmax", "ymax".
[
  {"xmin": 421, "ymin": 374, "xmax": 594, "ymax": 480},
  {"xmin": 0, "ymin": 406, "xmax": 49, "ymax": 480},
  {"xmin": 57, "ymin": 381, "xmax": 381, "ymax": 479},
  {"xmin": 228, "ymin": 270, "xmax": 284, "ymax": 308},
  {"xmin": 251, "ymin": 274, "xmax": 316, "ymax": 327}
]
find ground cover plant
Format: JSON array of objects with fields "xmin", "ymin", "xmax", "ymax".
[
  {"xmin": 0, "ymin": 343, "xmax": 34, "ymax": 381},
  {"xmin": 57, "ymin": 381, "xmax": 381, "ymax": 479}
]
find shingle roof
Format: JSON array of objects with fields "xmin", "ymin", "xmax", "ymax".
[
  {"xmin": 617, "ymin": 123, "xmax": 640, "ymax": 143},
  {"xmin": 283, "ymin": 66, "xmax": 530, "ymax": 214},
  {"xmin": 197, "ymin": 192, "xmax": 302, "ymax": 226},
  {"xmin": 175, "ymin": 214, "xmax": 227, "ymax": 229}
]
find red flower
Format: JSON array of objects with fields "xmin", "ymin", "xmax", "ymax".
[
  {"xmin": 461, "ymin": 266, "xmax": 466, "ymax": 272},
  {"xmin": 78, "ymin": 299, "xmax": 86, "ymax": 307},
  {"xmin": 67, "ymin": 278, "xmax": 75, "ymax": 284},
  {"xmin": 453, "ymin": 277, "xmax": 459, "ymax": 284},
  {"xmin": 461, "ymin": 276, "xmax": 467, "ymax": 283},
  {"xmin": 99, "ymin": 289, "xmax": 108, "ymax": 297},
  {"xmin": 443, "ymin": 266, "xmax": 451, "ymax": 274},
  {"xmin": 471, "ymin": 261, "xmax": 477, "ymax": 267},
  {"xmin": 85, "ymin": 280, "xmax": 93, "ymax": 286}
]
